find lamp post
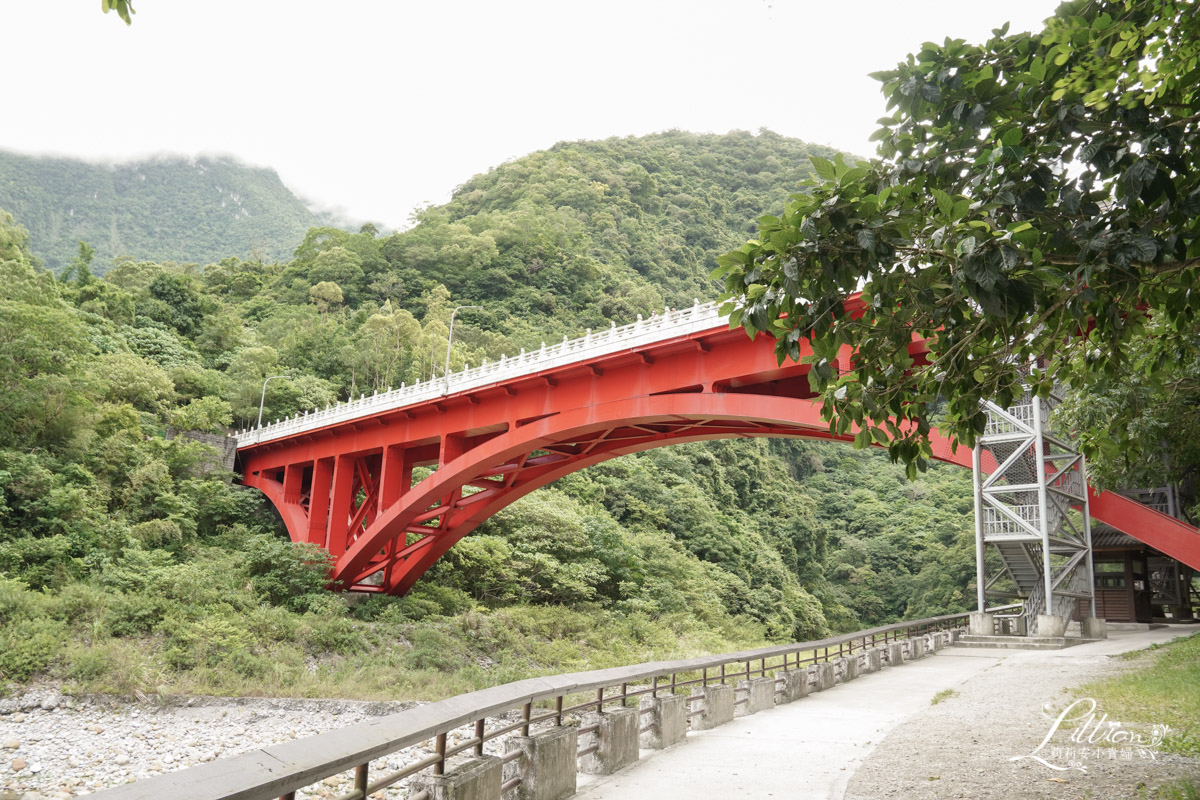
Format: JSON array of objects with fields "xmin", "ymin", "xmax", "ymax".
[
  {"xmin": 445, "ymin": 305, "xmax": 482, "ymax": 393},
  {"xmin": 256, "ymin": 375, "xmax": 291, "ymax": 429}
]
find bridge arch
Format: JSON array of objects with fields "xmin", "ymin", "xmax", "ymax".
[{"xmin": 318, "ymin": 392, "xmax": 971, "ymax": 594}]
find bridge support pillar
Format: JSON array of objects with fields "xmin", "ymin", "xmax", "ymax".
[
  {"xmin": 693, "ymin": 684, "xmax": 734, "ymax": 730},
  {"xmin": 506, "ymin": 725, "xmax": 577, "ymax": 800},
  {"xmin": 306, "ymin": 457, "xmax": 333, "ymax": 545},
  {"xmin": 326, "ymin": 454, "xmax": 356, "ymax": 557},
  {"xmin": 839, "ymin": 656, "xmax": 861, "ymax": 682},
  {"xmin": 737, "ymin": 677, "xmax": 775, "ymax": 716},
  {"xmin": 641, "ymin": 694, "xmax": 687, "ymax": 749},
  {"xmin": 1082, "ymin": 617, "xmax": 1108, "ymax": 640},
  {"xmin": 410, "ymin": 755, "xmax": 501, "ymax": 800},
  {"xmin": 886, "ymin": 642, "xmax": 905, "ymax": 666},
  {"xmin": 865, "ymin": 648, "xmax": 883, "ymax": 673},
  {"xmin": 968, "ymin": 612, "xmax": 993, "ymax": 637},
  {"xmin": 778, "ymin": 669, "xmax": 809, "ymax": 703},
  {"xmin": 1037, "ymin": 614, "xmax": 1067, "ymax": 638},
  {"xmin": 579, "ymin": 707, "xmax": 638, "ymax": 775},
  {"xmin": 812, "ymin": 662, "xmax": 836, "ymax": 691}
]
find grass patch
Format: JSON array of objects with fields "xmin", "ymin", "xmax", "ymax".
[
  {"xmin": 1140, "ymin": 777, "xmax": 1200, "ymax": 800},
  {"xmin": 1075, "ymin": 633, "xmax": 1200, "ymax": 757},
  {"xmin": 10, "ymin": 588, "xmax": 776, "ymax": 702},
  {"xmin": 930, "ymin": 688, "xmax": 958, "ymax": 705}
]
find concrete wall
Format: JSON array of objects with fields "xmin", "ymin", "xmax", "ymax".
[{"xmin": 164, "ymin": 427, "xmax": 238, "ymax": 476}]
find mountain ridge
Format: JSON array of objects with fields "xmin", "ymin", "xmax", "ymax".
[{"xmin": 0, "ymin": 149, "xmax": 328, "ymax": 271}]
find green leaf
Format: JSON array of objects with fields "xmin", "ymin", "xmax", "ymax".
[
  {"xmin": 932, "ymin": 189, "xmax": 953, "ymax": 216},
  {"xmin": 810, "ymin": 156, "xmax": 837, "ymax": 181},
  {"xmin": 841, "ymin": 167, "xmax": 870, "ymax": 185}
]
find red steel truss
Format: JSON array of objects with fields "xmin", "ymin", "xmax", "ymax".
[{"xmin": 239, "ymin": 315, "xmax": 1200, "ymax": 594}]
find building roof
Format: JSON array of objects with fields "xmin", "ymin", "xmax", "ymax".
[{"xmin": 1091, "ymin": 522, "xmax": 1146, "ymax": 550}]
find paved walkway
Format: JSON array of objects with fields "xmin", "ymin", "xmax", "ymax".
[{"xmin": 574, "ymin": 626, "xmax": 1194, "ymax": 800}]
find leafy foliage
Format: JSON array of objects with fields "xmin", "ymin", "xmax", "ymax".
[
  {"xmin": 714, "ymin": 1, "xmax": 1200, "ymax": 487},
  {"xmin": 0, "ymin": 129, "xmax": 980, "ymax": 696},
  {"xmin": 101, "ymin": 0, "xmax": 134, "ymax": 25}
]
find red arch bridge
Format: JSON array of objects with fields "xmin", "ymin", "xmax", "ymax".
[{"xmin": 234, "ymin": 299, "xmax": 1200, "ymax": 596}]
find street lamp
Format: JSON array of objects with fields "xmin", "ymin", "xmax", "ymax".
[
  {"xmin": 445, "ymin": 305, "xmax": 482, "ymax": 393},
  {"xmin": 257, "ymin": 374, "xmax": 292, "ymax": 429}
]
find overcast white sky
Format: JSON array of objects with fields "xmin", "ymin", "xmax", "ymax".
[{"xmin": 3, "ymin": 1, "xmax": 1060, "ymax": 228}]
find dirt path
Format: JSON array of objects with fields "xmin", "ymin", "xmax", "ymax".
[{"xmin": 846, "ymin": 632, "xmax": 1199, "ymax": 800}]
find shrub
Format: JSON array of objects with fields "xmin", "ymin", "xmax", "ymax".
[
  {"xmin": 297, "ymin": 611, "xmax": 367, "ymax": 655},
  {"xmin": 404, "ymin": 627, "xmax": 468, "ymax": 673},
  {"xmin": 101, "ymin": 592, "xmax": 169, "ymax": 636},
  {"xmin": 243, "ymin": 534, "xmax": 335, "ymax": 611},
  {"xmin": 162, "ymin": 614, "xmax": 255, "ymax": 671},
  {"xmin": 0, "ymin": 617, "xmax": 66, "ymax": 681}
]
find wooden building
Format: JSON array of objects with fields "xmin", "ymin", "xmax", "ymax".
[{"xmin": 1083, "ymin": 524, "xmax": 1195, "ymax": 623}]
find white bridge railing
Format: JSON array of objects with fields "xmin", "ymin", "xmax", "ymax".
[{"xmin": 235, "ymin": 300, "xmax": 728, "ymax": 448}]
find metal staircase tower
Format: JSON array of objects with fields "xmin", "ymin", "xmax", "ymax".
[{"xmin": 972, "ymin": 387, "xmax": 1096, "ymax": 636}]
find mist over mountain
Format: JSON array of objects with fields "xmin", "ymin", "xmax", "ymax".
[{"xmin": 0, "ymin": 150, "xmax": 329, "ymax": 271}]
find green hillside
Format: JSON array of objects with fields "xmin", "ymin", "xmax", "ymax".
[
  {"xmin": 0, "ymin": 130, "xmax": 976, "ymax": 700},
  {"xmin": 0, "ymin": 150, "xmax": 322, "ymax": 271}
]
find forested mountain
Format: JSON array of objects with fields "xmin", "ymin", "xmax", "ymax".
[
  {"xmin": 0, "ymin": 130, "xmax": 975, "ymax": 699},
  {"xmin": 0, "ymin": 150, "xmax": 323, "ymax": 271}
]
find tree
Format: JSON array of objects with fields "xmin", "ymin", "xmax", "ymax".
[
  {"xmin": 714, "ymin": 0, "xmax": 1200, "ymax": 477},
  {"xmin": 170, "ymin": 396, "xmax": 234, "ymax": 433},
  {"xmin": 0, "ymin": 213, "xmax": 28, "ymax": 262},
  {"xmin": 0, "ymin": 236, "xmax": 94, "ymax": 449},
  {"xmin": 61, "ymin": 242, "xmax": 96, "ymax": 287},
  {"xmin": 349, "ymin": 302, "xmax": 421, "ymax": 391},
  {"xmin": 308, "ymin": 281, "xmax": 344, "ymax": 315}
]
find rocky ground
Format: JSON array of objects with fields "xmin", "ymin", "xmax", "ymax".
[
  {"xmin": 0, "ymin": 690, "xmax": 441, "ymax": 799},
  {"xmin": 845, "ymin": 646, "xmax": 1199, "ymax": 800}
]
